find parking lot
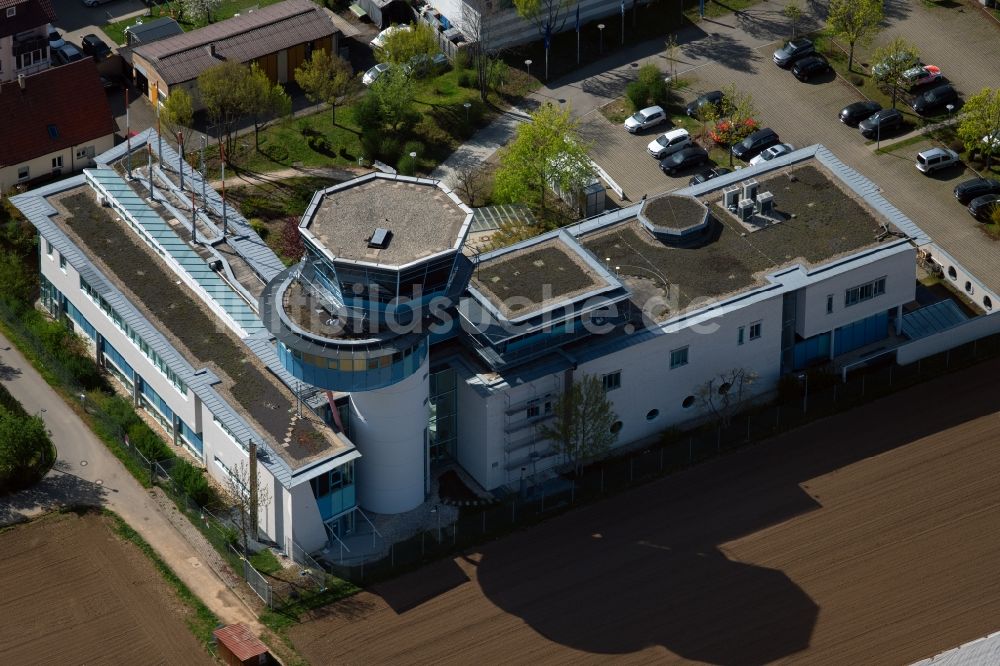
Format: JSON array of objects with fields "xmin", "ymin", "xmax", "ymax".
[
  {"xmin": 50, "ymin": 0, "xmax": 145, "ymax": 46},
  {"xmin": 585, "ymin": 0, "xmax": 1000, "ymax": 293}
]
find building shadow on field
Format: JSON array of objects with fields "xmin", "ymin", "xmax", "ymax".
[
  {"xmin": 474, "ymin": 356, "xmax": 1000, "ymax": 663},
  {"xmin": 372, "ymin": 557, "xmax": 470, "ymax": 613}
]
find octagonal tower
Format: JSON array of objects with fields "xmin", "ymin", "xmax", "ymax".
[{"xmin": 260, "ymin": 173, "xmax": 473, "ymax": 513}]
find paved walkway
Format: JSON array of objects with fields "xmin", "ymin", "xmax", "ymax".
[{"xmin": 0, "ymin": 331, "xmax": 263, "ymax": 634}]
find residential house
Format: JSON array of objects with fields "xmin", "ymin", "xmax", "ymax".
[
  {"xmin": 0, "ymin": 59, "xmax": 116, "ymax": 191},
  {"xmin": 130, "ymin": 0, "xmax": 359, "ymax": 110},
  {"xmin": 0, "ymin": 0, "xmax": 57, "ymax": 82}
]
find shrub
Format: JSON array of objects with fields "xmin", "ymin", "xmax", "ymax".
[
  {"xmin": 127, "ymin": 423, "xmax": 171, "ymax": 462},
  {"xmin": 351, "ymin": 94, "xmax": 383, "ymax": 129},
  {"xmin": 397, "ymin": 153, "xmax": 417, "ymax": 175},
  {"xmin": 249, "ymin": 218, "xmax": 269, "ymax": 240},
  {"xmin": 850, "ymin": 75, "xmax": 864, "ymax": 87},
  {"xmin": 625, "ymin": 81, "xmax": 648, "ymax": 112},
  {"xmin": 457, "ymin": 70, "xmax": 475, "ymax": 88},
  {"xmin": 278, "ymin": 217, "xmax": 304, "ymax": 261},
  {"xmin": 172, "ymin": 459, "xmax": 213, "ymax": 506},
  {"xmin": 378, "ymin": 136, "xmax": 402, "ymax": 164},
  {"xmin": 306, "ymin": 134, "xmax": 334, "ymax": 156},
  {"xmin": 453, "ymin": 48, "xmax": 471, "ymax": 71},
  {"xmin": 948, "ymin": 140, "xmax": 965, "ymax": 154}
]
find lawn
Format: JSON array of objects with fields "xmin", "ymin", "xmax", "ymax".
[
  {"xmin": 223, "ymin": 67, "xmax": 500, "ymax": 176},
  {"xmin": 104, "ymin": 0, "xmax": 284, "ymax": 46}
]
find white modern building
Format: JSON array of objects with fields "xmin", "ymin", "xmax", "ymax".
[{"xmin": 13, "ymin": 136, "xmax": 969, "ymax": 558}]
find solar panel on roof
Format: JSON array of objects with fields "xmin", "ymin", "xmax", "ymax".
[{"xmin": 368, "ymin": 227, "xmax": 391, "ymax": 248}]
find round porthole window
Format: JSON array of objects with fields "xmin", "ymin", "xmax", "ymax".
[
  {"xmin": 610, "ymin": 420, "xmax": 623, "ymax": 434},
  {"xmin": 985, "ymin": 296, "xmax": 993, "ymax": 311},
  {"xmin": 948, "ymin": 266, "xmax": 957, "ymax": 280},
  {"xmin": 646, "ymin": 409, "xmax": 659, "ymax": 421},
  {"xmin": 966, "ymin": 281, "xmax": 974, "ymax": 294},
  {"xmin": 682, "ymin": 395, "xmax": 695, "ymax": 409}
]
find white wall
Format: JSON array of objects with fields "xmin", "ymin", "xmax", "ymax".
[
  {"xmin": 795, "ymin": 246, "xmax": 916, "ymax": 340},
  {"xmin": 928, "ymin": 245, "xmax": 997, "ymax": 314},
  {"xmin": 896, "ymin": 311, "xmax": 1000, "ymax": 365},
  {"xmin": 350, "ymin": 352, "xmax": 430, "ymax": 514},
  {"xmin": 0, "ymin": 134, "xmax": 113, "ymax": 193},
  {"xmin": 455, "ymin": 374, "xmax": 489, "ymax": 488},
  {"xmin": 285, "ymin": 482, "xmax": 327, "ymax": 552}
]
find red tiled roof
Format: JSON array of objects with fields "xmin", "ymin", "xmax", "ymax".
[
  {"xmin": 0, "ymin": 60, "xmax": 117, "ymax": 168},
  {"xmin": 213, "ymin": 624, "xmax": 269, "ymax": 661}
]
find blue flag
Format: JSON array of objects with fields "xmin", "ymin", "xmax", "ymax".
[{"xmin": 576, "ymin": 4, "xmax": 580, "ymax": 32}]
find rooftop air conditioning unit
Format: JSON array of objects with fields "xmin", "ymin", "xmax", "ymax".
[
  {"xmin": 756, "ymin": 191, "xmax": 774, "ymax": 217},
  {"xmin": 209, "ymin": 259, "xmax": 223, "ymax": 271},
  {"xmin": 741, "ymin": 179, "xmax": 759, "ymax": 203},
  {"xmin": 99, "ymin": 196, "xmax": 109, "ymax": 207},
  {"xmin": 723, "ymin": 185, "xmax": 741, "ymax": 209},
  {"xmin": 738, "ymin": 198, "xmax": 755, "ymax": 222}
]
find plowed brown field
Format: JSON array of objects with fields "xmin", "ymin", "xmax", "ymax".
[
  {"xmin": 290, "ymin": 357, "xmax": 1000, "ymax": 665},
  {"xmin": 0, "ymin": 511, "xmax": 210, "ymax": 665}
]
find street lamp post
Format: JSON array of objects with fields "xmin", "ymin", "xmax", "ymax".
[
  {"xmin": 799, "ymin": 372, "xmax": 808, "ymax": 413},
  {"xmin": 463, "ymin": 101, "xmax": 472, "ymax": 124},
  {"xmin": 525, "ymin": 59, "xmax": 532, "ymax": 78},
  {"xmin": 598, "ymin": 24, "xmax": 605, "ymax": 54}
]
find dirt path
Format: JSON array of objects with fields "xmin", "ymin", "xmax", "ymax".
[
  {"xmin": 208, "ymin": 164, "xmax": 363, "ymax": 192},
  {"xmin": 289, "ymin": 356, "xmax": 1000, "ymax": 665},
  {"xmin": 0, "ymin": 330, "xmax": 263, "ymax": 634}
]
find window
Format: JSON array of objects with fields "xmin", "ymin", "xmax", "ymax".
[
  {"xmin": 17, "ymin": 166, "xmax": 29, "ymax": 182},
  {"xmin": 45, "ymin": 240, "xmax": 52, "ymax": 257},
  {"xmin": 845, "ymin": 277, "xmax": 886, "ymax": 307},
  {"xmin": 6, "ymin": 6, "xmax": 15, "ymax": 17},
  {"xmin": 670, "ymin": 346, "xmax": 689, "ymax": 369},
  {"xmin": 47, "ymin": 124, "xmax": 59, "ymax": 140},
  {"xmin": 601, "ymin": 371, "xmax": 621, "ymax": 392},
  {"xmin": 646, "ymin": 409, "xmax": 659, "ymax": 421},
  {"xmin": 52, "ymin": 156, "xmax": 63, "ymax": 170},
  {"xmin": 737, "ymin": 326, "xmax": 745, "ymax": 345},
  {"xmin": 610, "ymin": 421, "xmax": 623, "ymax": 434},
  {"xmin": 826, "ymin": 294, "xmax": 834, "ymax": 314},
  {"xmin": 59, "ymin": 255, "xmax": 67, "ymax": 271},
  {"xmin": 525, "ymin": 399, "xmax": 540, "ymax": 419},
  {"xmin": 749, "ymin": 321, "xmax": 762, "ymax": 340},
  {"xmin": 682, "ymin": 395, "xmax": 695, "ymax": 409}
]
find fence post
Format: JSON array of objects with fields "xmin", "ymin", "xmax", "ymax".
[
  {"xmin": 512, "ymin": 499, "xmax": 516, "ymax": 524},
  {"xmin": 775, "ymin": 406, "xmax": 780, "ymax": 430},
  {"xmin": 629, "ymin": 457, "xmax": 633, "ymax": 481},
  {"xmin": 659, "ymin": 448, "xmax": 664, "ymax": 472},
  {"xmin": 482, "ymin": 510, "xmax": 486, "ymax": 534},
  {"xmin": 888, "ymin": 365, "xmax": 893, "ymax": 386},
  {"xmin": 600, "ymin": 466, "xmax": 604, "ymax": 493},
  {"xmin": 746, "ymin": 415, "xmax": 751, "ymax": 442},
  {"xmin": 391, "ymin": 543, "xmax": 394, "ymax": 568},
  {"xmin": 717, "ymin": 427, "xmax": 721, "ymax": 452},
  {"xmin": 861, "ymin": 374, "xmax": 866, "ymax": 397},
  {"xmin": 946, "ymin": 350, "xmax": 950, "ymax": 368},
  {"xmin": 571, "ymin": 480, "xmax": 575, "ymax": 503},
  {"xmin": 688, "ymin": 436, "xmax": 693, "ymax": 463},
  {"xmin": 422, "ymin": 531, "xmax": 425, "ymax": 555},
  {"xmin": 833, "ymin": 383, "xmax": 837, "ymax": 402}
]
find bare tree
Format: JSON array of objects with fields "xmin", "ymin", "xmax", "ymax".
[
  {"xmin": 664, "ymin": 33, "xmax": 679, "ymax": 81},
  {"xmin": 224, "ymin": 448, "xmax": 272, "ymax": 558},
  {"xmin": 464, "ymin": 0, "xmax": 501, "ymax": 102},
  {"xmin": 695, "ymin": 368, "xmax": 757, "ymax": 428},
  {"xmin": 453, "ymin": 165, "xmax": 487, "ymax": 206}
]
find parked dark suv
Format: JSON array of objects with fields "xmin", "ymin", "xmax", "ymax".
[
  {"xmin": 954, "ymin": 178, "xmax": 1000, "ymax": 205},
  {"xmin": 839, "ymin": 100, "xmax": 882, "ymax": 127},
  {"xmin": 858, "ymin": 108, "xmax": 903, "ymax": 139},
  {"xmin": 731, "ymin": 128, "xmax": 780, "ymax": 161},
  {"xmin": 81, "ymin": 33, "xmax": 111, "ymax": 60},
  {"xmin": 968, "ymin": 194, "xmax": 1000, "ymax": 222}
]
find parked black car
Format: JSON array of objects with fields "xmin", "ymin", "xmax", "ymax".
[
  {"xmin": 731, "ymin": 128, "xmax": 780, "ymax": 161},
  {"xmin": 791, "ymin": 55, "xmax": 830, "ymax": 82},
  {"xmin": 858, "ymin": 108, "xmax": 903, "ymax": 139},
  {"xmin": 684, "ymin": 90, "xmax": 724, "ymax": 118},
  {"xmin": 660, "ymin": 146, "xmax": 709, "ymax": 175},
  {"xmin": 81, "ymin": 33, "xmax": 111, "ymax": 60},
  {"xmin": 954, "ymin": 178, "xmax": 1000, "ymax": 205},
  {"xmin": 773, "ymin": 38, "xmax": 814, "ymax": 67},
  {"xmin": 969, "ymin": 194, "xmax": 1000, "ymax": 221},
  {"xmin": 689, "ymin": 166, "xmax": 733, "ymax": 186},
  {"xmin": 839, "ymin": 101, "xmax": 882, "ymax": 127},
  {"xmin": 911, "ymin": 84, "xmax": 959, "ymax": 116}
]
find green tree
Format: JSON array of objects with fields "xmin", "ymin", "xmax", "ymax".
[
  {"xmin": 161, "ymin": 88, "xmax": 193, "ymax": 136},
  {"xmin": 181, "ymin": 0, "xmax": 221, "ymax": 24},
  {"xmin": 871, "ymin": 38, "xmax": 920, "ymax": 110},
  {"xmin": 493, "ymin": 103, "xmax": 593, "ymax": 211},
  {"xmin": 367, "ymin": 67, "xmax": 416, "ymax": 131},
  {"xmin": 245, "ymin": 63, "xmax": 292, "ymax": 151},
  {"xmin": 513, "ymin": 0, "xmax": 573, "ymax": 80},
  {"xmin": 957, "ymin": 88, "xmax": 1000, "ymax": 169},
  {"xmin": 715, "ymin": 85, "xmax": 759, "ymax": 165},
  {"xmin": 198, "ymin": 60, "xmax": 255, "ymax": 159},
  {"xmin": 0, "ymin": 408, "xmax": 51, "ymax": 492},
  {"xmin": 378, "ymin": 22, "xmax": 438, "ymax": 65},
  {"xmin": 537, "ymin": 374, "xmax": 618, "ymax": 476},
  {"xmin": 294, "ymin": 49, "xmax": 355, "ymax": 126},
  {"xmin": 827, "ymin": 0, "xmax": 884, "ymax": 73},
  {"xmin": 0, "ymin": 249, "xmax": 35, "ymax": 304},
  {"xmin": 782, "ymin": 0, "xmax": 802, "ymax": 39}
]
